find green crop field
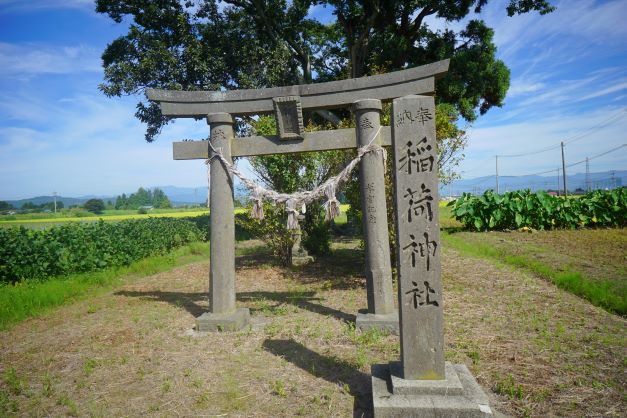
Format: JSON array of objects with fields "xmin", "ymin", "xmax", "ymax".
[{"xmin": 0, "ymin": 208, "xmax": 210, "ymax": 227}]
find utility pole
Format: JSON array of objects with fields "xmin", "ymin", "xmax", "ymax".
[
  {"xmin": 561, "ymin": 141, "xmax": 567, "ymax": 196},
  {"xmin": 556, "ymin": 168, "xmax": 561, "ymax": 196},
  {"xmin": 53, "ymin": 191, "xmax": 57, "ymax": 214},
  {"xmin": 611, "ymin": 171, "xmax": 616, "ymax": 189},
  {"xmin": 585, "ymin": 157, "xmax": 591, "ymax": 192},
  {"xmin": 448, "ymin": 170, "xmax": 453, "ymax": 198},
  {"xmin": 495, "ymin": 155, "xmax": 499, "ymax": 194}
]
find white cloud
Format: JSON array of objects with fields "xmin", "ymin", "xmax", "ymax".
[
  {"xmin": 459, "ymin": 106, "xmax": 627, "ymax": 178},
  {"xmin": 487, "ymin": 67, "xmax": 627, "ymax": 124},
  {"xmin": 507, "ymin": 80, "xmax": 545, "ymax": 97},
  {"xmin": 420, "ymin": 1, "xmax": 627, "ymax": 67},
  {"xmin": 0, "ymin": 90, "xmax": 215, "ymax": 200},
  {"xmin": 0, "ymin": 0, "xmax": 94, "ymax": 12},
  {"xmin": 485, "ymin": 0, "xmax": 627, "ymax": 62},
  {"xmin": 0, "ymin": 42, "xmax": 101, "ymax": 78},
  {"xmin": 578, "ymin": 81, "xmax": 627, "ymax": 102},
  {"xmin": 0, "ymin": 126, "xmax": 52, "ymax": 154}
]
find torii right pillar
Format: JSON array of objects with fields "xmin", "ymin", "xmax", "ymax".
[{"xmin": 371, "ymin": 95, "xmax": 493, "ymax": 417}]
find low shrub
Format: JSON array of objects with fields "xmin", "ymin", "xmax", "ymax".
[
  {"xmin": 448, "ymin": 188, "xmax": 627, "ymax": 231},
  {"xmin": 0, "ymin": 218, "xmax": 206, "ymax": 283}
]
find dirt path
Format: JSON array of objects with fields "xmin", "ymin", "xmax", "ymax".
[{"xmin": 1, "ymin": 242, "xmax": 625, "ymax": 417}]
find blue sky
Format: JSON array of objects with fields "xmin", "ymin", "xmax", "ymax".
[{"xmin": 0, "ymin": 0, "xmax": 626, "ymax": 200}]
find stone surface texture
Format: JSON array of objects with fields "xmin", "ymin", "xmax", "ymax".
[
  {"xmin": 173, "ymin": 127, "xmax": 394, "ymax": 159},
  {"xmin": 206, "ymin": 113, "xmax": 237, "ymax": 316},
  {"xmin": 372, "ymin": 93, "xmax": 493, "ymax": 417},
  {"xmin": 291, "ymin": 226, "xmax": 314, "ymax": 266},
  {"xmin": 372, "ymin": 363, "xmax": 493, "ymax": 418},
  {"xmin": 391, "ymin": 95, "xmax": 444, "ymax": 380},
  {"xmin": 147, "ymin": 60, "xmax": 449, "ymax": 116},
  {"xmin": 355, "ymin": 310, "xmax": 399, "ymax": 335},
  {"xmin": 354, "ymin": 99, "xmax": 395, "ymax": 317},
  {"xmin": 273, "ymin": 96, "xmax": 305, "ymax": 140},
  {"xmin": 195, "ymin": 308, "xmax": 250, "ymax": 332}
]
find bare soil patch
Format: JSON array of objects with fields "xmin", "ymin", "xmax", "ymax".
[{"xmin": 1, "ymin": 239, "xmax": 625, "ymax": 417}]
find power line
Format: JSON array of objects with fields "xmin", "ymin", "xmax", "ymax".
[
  {"xmin": 496, "ymin": 108, "xmax": 626, "ymax": 158},
  {"xmin": 565, "ymin": 144, "xmax": 626, "ymax": 168},
  {"xmin": 500, "ymin": 143, "xmax": 626, "ymax": 178},
  {"xmin": 562, "ymin": 110, "xmax": 626, "ymax": 145}
]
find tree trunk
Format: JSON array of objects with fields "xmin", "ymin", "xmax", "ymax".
[{"xmin": 350, "ymin": 40, "xmax": 368, "ymax": 78}]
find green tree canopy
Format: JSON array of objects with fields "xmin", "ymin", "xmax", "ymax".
[
  {"xmin": 0, "ymin": 201, "xmax": 14, "ymax": 211},
  {"xmin": 84, "ymin": 199, "xmax": 106, "ymax": 214},
  {"xmin": 114, "ymin": 187, "xmax": 172, "ymax": 209},
  {"xmin": 97, "ymin": 0, "xmax": 554, "ymax": 264},
  {"xmin": 97, "ymin": 0, "xmax": 554, "ymax": 141}
]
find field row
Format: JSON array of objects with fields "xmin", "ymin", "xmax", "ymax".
[
  {"xmin": 0, "ymin": 209, "xmax": 211, "ymax": 225},
  {"xmin": 0, "ymin": 218, "xmax": 206, "ymax": 283}
]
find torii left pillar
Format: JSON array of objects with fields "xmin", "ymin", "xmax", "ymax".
[{"xmin": 196, "ymin": 112, "xmax": 250, "ymax": 332}]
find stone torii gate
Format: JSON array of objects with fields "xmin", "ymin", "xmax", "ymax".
[
  {"xmin": 147, "ymin": 59, "xmax": 493, "ymax": 416},
  {"xmin": 149, "ymin": 59, "xmax": 448, "ymax": 334}
]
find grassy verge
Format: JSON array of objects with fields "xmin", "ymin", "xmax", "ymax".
[
  {"xmin": 442, "ymin": 231, "xmax": 626, "ymax": 315},
  {"xmin": 0, "ymin": 242, "xmax": 210, "ymax": 330}
]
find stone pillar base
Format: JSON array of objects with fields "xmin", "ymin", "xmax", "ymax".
[
  {"xmin": 195, "ymin": 308, "xmax": 250, "ymax": 332},
  {"xmin": 356, "ymin": 310, "xmax": 399, "ymax": 335},
  {"xmin": 371, "ymin": 362, "xmax": 493, "ymax": 417}
]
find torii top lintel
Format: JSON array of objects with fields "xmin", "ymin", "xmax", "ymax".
[{"xmin": 146, "ymin": 59, "xmax": 449, "ymax": 118}]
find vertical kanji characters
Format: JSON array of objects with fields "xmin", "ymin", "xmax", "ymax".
[
  {"xmin": 403, "ymin": 232, "xmax": 437, "ymax": 270},
  {"xmin": 404, "ymin": 184, "xmax": 433, "ymax": 222},
  {"xmin": 405, "ymin": 280, "xmax": 439, "ymax": 308}
]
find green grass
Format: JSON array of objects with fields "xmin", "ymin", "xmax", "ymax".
[
  {"xmin": 442, "ymin": 232, "xmax": 626, "ymax": 315},
  {"xmin": 0, "ymin": 242, "xmax": 210, "ymax": 330}
]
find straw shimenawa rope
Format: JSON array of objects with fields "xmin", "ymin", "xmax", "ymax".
[{"xmin": 205, "ymin": 126, "xmax": 385, "ymax": 229}]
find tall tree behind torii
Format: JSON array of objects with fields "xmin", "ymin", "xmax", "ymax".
[{"xmin": 97, "ymin": 0, "xmax": 554, "ymax": 142}]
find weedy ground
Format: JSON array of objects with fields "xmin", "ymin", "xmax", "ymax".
[
  {"xmin": 446, "ymin": 228, "xmax": 626, "ymax": 285},
  {"xmin": 442, "ymin": 211, "xmax": 626, "ymax": 316},
  {"xmin": 1, "ymin": 231, "xmax": 625, "ymax": 417}
]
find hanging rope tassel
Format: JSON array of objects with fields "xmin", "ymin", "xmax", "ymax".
[
  {"xmin": 203, "ymin": 132, "xmax": 382, "ymax": 226},
  {"xmin": 324, "ymin": 183, "xmax": 341, "ymax": 221},
  {"xmin": 286, "ymin": 199, "xmax": 300, "ymax": 230},
  {"xmin": 251, "ymin": 190, "xmax": 264, "ymax": 220},
  {"xmin": 378, "ymin": 146, "xmax": 388, "ymax": 171}
]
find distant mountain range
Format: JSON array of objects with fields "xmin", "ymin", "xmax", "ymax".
[
  {"xmin": 3, "ymin": 185, "xmax": 245, "ymax": 208},
  {"xmin": 441, "ymin": 170, "xmax": 626, "ymax": 196},
  {"xmin": 3, "ymin": 170, "xmax": 625, "ymax": 208},
  {"xmin": 4, "ymin": 195, "xmax": 115, "ymax": 209}
]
